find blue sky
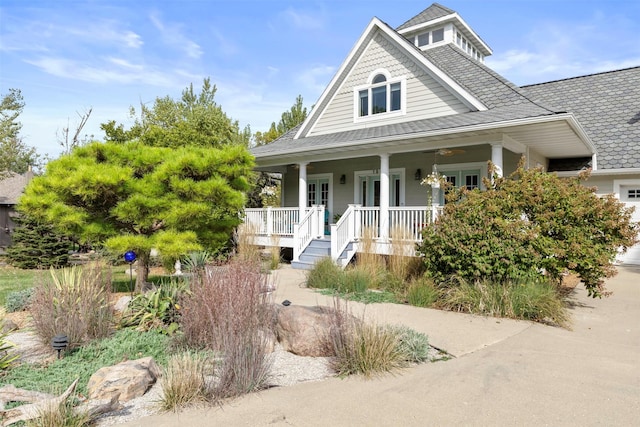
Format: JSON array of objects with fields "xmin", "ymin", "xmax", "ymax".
[{"xmin": 2, "ymin": 0, "xmax": 639, "ymax": 157}]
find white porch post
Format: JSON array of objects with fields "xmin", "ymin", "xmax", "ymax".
[
  {"xmin": 298, "ymin": 162, "xmax": 308, "ymax": 221},
  {"xmin": 491, "ymin": 143, "xmax": 504, "ymax": 178},
  {"xmin": 379, "ymin": 153, "xmax": 390, "ymax": 242}
]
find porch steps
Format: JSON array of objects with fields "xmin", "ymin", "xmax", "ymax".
[
  {"xmin": 291, "ymin": 238, "xmax": 331, "ymax": 270},
  {"xmin": 291, "ymin": 238, "xmax": 356, "ymax": 270}
]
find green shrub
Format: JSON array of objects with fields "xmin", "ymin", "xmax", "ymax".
[
  {"xmin": 406, "ymin": 276, "xmax": 440, "ymax": 308},
  {"xmin": 417, "ymin": 160, "xmax": 639, "ymax": 298},
  {"xmin": 390, "ymin": 325, "xmax": 431, "ymax": 363},
  {"xmin": 5, "ymin": 213, "xmax": 71, "ymax": 270},
  {"xmin": 341, "ymin": 268, "xmax": 370, "ymax": 293},
  {"xmin": 5, "ymin": 287, "xmax": 34, "ymax": 312},
  {"xmin": 306, "ymin": 258, "xmax": 343, "ymax": 290},
  {"xmin": 440, "ymin": 276, "xmax": 569, "ymax": 327},
  {"xmin": 30, "ymin": 263, "xmax": 112, "ymax": 350},
  {"xmin": 119, "ymin": 279, "xmax": 189, "ymax": 334}
]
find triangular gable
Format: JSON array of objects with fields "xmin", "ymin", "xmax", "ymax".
[{"xmin": 295, "ymin": 17, "xmax": 487, "ymax": 140}]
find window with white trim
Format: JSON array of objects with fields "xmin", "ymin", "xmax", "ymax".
[
  {"xmin": 415, "ymin": 27, "xmax": 445, "ymax": 48},
  {"xmin": 355, "ymin": 71, "xmax": 405, "ymax": 119},
  {"xmin": 628, "ymin": 189, "xmax": 640, "ymax": 199}
]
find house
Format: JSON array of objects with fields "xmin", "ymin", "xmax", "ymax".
[
  {"xmin": 247, "ymin": 3, "xmax": 640, "ymax": 268},
  {"xmin": 0, "ymin": 170, "xmax": 34, "ymax": 250}
]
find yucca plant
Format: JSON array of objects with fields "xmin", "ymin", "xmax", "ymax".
[
  {"xmin": 119, "ymin": 279, "xmax": 189, "ymax": 334},
  {"xmin": 0, "ymin": 328, "xmax": 19, "ymax": 370},
  {"xmin": 182, "ymin": 251, "xmax": 213, "ymax": 274}
]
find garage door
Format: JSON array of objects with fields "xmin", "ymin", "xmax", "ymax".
[{"xmin": 618, "ymin": 185, "xmax": 640, "ymax": 265}]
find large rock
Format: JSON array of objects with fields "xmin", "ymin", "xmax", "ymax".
[
  {"xmin": 275, "ymin": 305, "xmax": 337, "ymax": 357},
  {"xmin": 87, "ymin": 357, "xmax": 160, "ymax": 402}
]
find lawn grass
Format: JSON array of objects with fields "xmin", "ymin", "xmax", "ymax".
[
  {"xmin": 0, "ymin": 264, "xmax": 171, "ymax": 306},
  {"xmin": 0, "ymin": 266, "xmax": 41, "ymax": 306}
]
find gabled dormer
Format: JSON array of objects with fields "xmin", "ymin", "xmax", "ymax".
[{"xmin": 397, "ymin": 3, "xmax": 492, "ymax": 63}]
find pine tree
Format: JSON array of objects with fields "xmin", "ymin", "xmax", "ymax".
[{"xmin": 6, "ymin": 214, "xmax": 71, "ymax": 269}]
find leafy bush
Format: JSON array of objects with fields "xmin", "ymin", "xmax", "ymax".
[
  {"xmin": 417, "ymin": 160, "xmax": 639, "ymax": 297},
  {"xmin": 119, "ymin": 279, "xmax": 188, "ymax": 334},
  {"xmin": 30, "ymin": 263, "xmax": 112, "ymax": 350},
  {"xmin": 5, "ymin": 287, "xmax": 33, "ymax": 312},
  {"xmin": 160, "ymin": 352, "xmax": 210, "ymax": 411},
  {"xmin": 439, "ymin": 276, "xmax": 569, "ymax": 327},
  {"xmin": 179, "ymin": 260, "xmax": 274, "ymax": 398}
]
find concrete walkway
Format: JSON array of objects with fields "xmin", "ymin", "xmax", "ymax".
[{"xmin": 122, "ymin": 265, "xmax": 640, "ymax": 426}]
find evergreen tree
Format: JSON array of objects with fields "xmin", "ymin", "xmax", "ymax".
[{"xmin": 6, "ymin": 214, "xmax": 71, "ymax": 269}]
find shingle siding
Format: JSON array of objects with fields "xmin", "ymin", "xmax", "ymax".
[{"xmin": 310, "ymin": 32, "xmax": 468, "ymax": 136}]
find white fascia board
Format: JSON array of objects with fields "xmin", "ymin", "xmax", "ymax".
[
  {"xmin": 564, "ymin": 114, "xmax": 598, "ymax": 158},
  {"xmin": 397, "ymin": 13, "xmax": 492, "ymax": 56},
  {"xmin": 259, "ymin": 114, "xmax": 593, "ymax": 167},
  {"xmin": 555, "ymin": 168, "xmax": 640, "ymax": 178},
  {"xmin": 295, "ymin": 17, "xmax": 487, "ymax": 140},
  {"xmin": 294, "ymin": 18, "xmax": 381, "ymax": 140}
]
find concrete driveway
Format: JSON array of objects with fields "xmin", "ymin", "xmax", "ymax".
[{"xmin": 121, "ymin": 265, "xmax": 640, "ymax": 426}]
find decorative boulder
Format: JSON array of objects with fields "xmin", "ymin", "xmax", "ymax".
[
  {"xmin": 275, "ymin": 305, "xmax": 337, "ymax": 357},
  {"xmin": 87, "ymin": 357, "xmax": 160, "ymax": 402},
  {"xmin": 112, "ymin": 296, "xmax": 132, "ymax": 313}
]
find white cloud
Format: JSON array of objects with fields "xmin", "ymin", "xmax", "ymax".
[
  {"xmin": 149, "ymin": 12, "xmax": 203, "ymax": 59},
  {"xmin": 295, "ymin": 65, "xmax": 335, "ymax": 94},
  {"xmin": 282, "ymin": 8, "xmax": 325, "ymax": 30},
  {"xmin": 25, "ymin": 56, "xmax": 178, "ymax": 87}
]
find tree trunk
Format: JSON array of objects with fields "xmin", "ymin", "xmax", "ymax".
[{"xmin": 135, "ymin": 252, "xmax": 150, "ymax": 292}]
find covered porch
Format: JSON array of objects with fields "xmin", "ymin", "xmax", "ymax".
[{"xmin": 248, "ymin": 116, "xmax": 597, "ymax": 269}]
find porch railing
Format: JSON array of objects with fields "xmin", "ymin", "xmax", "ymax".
[
  {"xmin": 243, "ymin": 205, "xmax": 443, "ymax": 255},
  {"xmin": 244, "ymin": 207, "xmax": 299, "ymax": 236},
  {"xmin": 293, "ymin": 205, "xmax": 325, "ymax": 261}
]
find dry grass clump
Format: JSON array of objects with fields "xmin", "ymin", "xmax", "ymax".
[
  {"xmin": 325, "ymin": 298, "xmax": 428, "ymax": 377},
  {"xmin": 179, "ymin": 260, "xmax": 274, "ymax": 398},
  {"xmin": 26, "ymin": 401, "xmax": 90, "ymax": 427},
  {"xmin": 159, "ymin": 352, "xmax": 210, "ymax": 411},
  {"xmin": 356, "ymin": 226, "xmax": 385, "ymax": 278},
  {"xmin": 30, "ymin": 262, "xmax": 112, "ymax": 350},
  {"xmin": 235, "ymin": 222, "xmax": 261, "ymax": 262},
  {"xmin": 439, "ymin": 276, "xmax": 569, "ymax": 327}
]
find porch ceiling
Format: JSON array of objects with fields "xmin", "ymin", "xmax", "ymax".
[{"xmin": 254, "ymin": 114, "xmax": 594, "ymax": 169}]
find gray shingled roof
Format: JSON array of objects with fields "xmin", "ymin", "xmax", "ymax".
[
  {"xmin": 523, "ymin": 67, "xmax": 640, "ymax": 170},
  {"xmin": 0, "ymin": 171, "xmax": 34, "ymax": 205},
  {"xmin": 422, "ymin": 44, "xmax": 555, "ymax": 111},
  {"xmin": 252, "ymin": 103, "xmax": 554, "ymax": 157},
  {"xmin": 397, "ymin": 3, "xmax": 455, "ymax": 31},
  {"xmin": 252, "ymin": 41, "xmax": 557, "ymax": 159}
]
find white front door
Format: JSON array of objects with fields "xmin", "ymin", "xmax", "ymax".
[
  {"xmin": 618, "ymin": 184, "xmax": 640, "ymax": 265},
  {"xmin": 308, "ymin": 176, "xmax": 331, "ymax": 234},
  {"xmin": 358, "ymin": 173, "xmax": 403, "ymax": 207}
]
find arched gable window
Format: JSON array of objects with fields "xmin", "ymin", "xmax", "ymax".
[{"xmin": 355, "ymin": 70, "xmax": 405, "ymax": 119}]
